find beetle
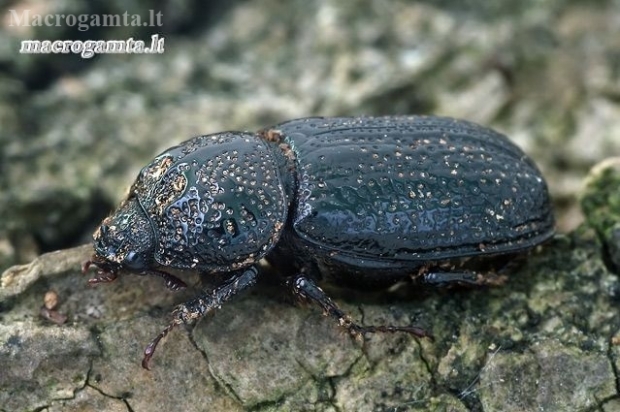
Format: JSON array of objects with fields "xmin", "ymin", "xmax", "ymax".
[{"xmin": 83, "ymin": 116, "xmax": 555, "ymax": 369}]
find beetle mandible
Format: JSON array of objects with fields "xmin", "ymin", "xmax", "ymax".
[{"xmin": 83, "ymin": 116, "xmax": 555, "ymax": 368}]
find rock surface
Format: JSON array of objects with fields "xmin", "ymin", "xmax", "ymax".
[
  {"xmin": 2, "ymin": 221, "xmax": 620, "ymax": 411},
  {"xmin": 1, "ymin": 0, "xmax": 620, "ymax": 411}
]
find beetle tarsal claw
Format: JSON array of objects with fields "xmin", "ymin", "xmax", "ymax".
[
  {"xmin": 352, "ymin": 324, "xmax": 433, "ymax": 340},
  {"xmin": 142, "ymin": 317, "xmax": 183, "ymax": 370}
]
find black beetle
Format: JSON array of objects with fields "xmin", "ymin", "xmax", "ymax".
[{"xmin": 83, "ymin": 116, "xmax": 555, "ymax": 368}]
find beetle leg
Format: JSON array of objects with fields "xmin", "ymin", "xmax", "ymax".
[
  {"xmin": 289, "ymin": 275, "xmax": 430, "ymax": 339},
  {"xmin": 421, "ymin": 271, "xmax": 479, "ymax": 286},
  {"xmin": 141, "ymin": 266, "xmax": 259, "ymax": 370},
  {"xmin": 422, "ymin": 271, "xmax": 507, "ymax": 287},
  {"xmin": 138, "ymin": 269, "xmax": 187, "ymax": 291}
]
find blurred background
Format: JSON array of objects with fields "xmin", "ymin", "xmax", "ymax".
[{"xmin": 1, "ymin": 0, "xmax": 619, "ymax": 271}]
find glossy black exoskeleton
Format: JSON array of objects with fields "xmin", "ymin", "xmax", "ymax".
[{"xmin": 83, "ymin": 116, "xmax": 555, "ymax": 368}]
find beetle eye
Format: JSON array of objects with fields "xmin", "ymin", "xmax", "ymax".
[{"xmin": 124, "ymin": 251, "xmax": 144, "ymax": 270}]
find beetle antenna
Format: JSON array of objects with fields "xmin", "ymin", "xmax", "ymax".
[{"xmin": 81, "ymin": 260, "xmax": 93, "ymax": 273}]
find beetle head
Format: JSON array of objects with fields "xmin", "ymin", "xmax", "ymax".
[{"xmin": 83, "ymin": 196, "xmax": 155, "ymax": 281}]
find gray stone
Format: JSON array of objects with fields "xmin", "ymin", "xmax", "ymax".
[
  {"xmin": 0, "ymin": 322, "xmax": 99, "ymax": 411},
  {"xmin": 479, "ymin": 341, "xmax": 615, "ymax": 411},
  {"xmin": 46, "ymin": 386, "xmax": 128, "ymax": 412}
]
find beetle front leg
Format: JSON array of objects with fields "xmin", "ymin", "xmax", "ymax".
[
  {"xmin": 289, "ymin": 275, "xmax": 431, "ymax": 339},
  {"xmin": 137, "ymin": 269, "xmax": 187, "ymax": 291},
  {"xmin": 142, "ymin": 266, "xmax": 259, "ymax": 369}
]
